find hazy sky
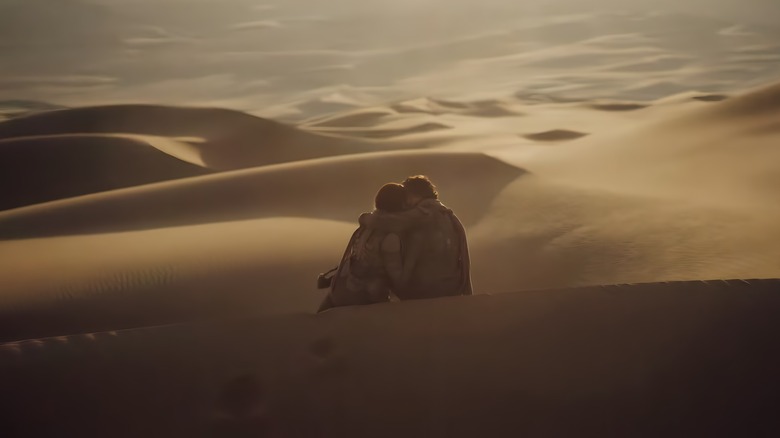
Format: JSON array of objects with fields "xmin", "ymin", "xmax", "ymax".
[{"xmin": 1, "ymin": 0, "xmax": 778, "ymax": 119}]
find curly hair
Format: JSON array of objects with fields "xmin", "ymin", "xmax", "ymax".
[
  {"xmin": 402, "ymin": 175, "xmax": 438, "ymax": 200},
  {"xmin": 374, "ymin": 183, "xmax": 407, "ymax": 212}
]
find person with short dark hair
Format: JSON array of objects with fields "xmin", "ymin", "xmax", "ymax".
[
  {"xmin": 318, "ymin": 183, "xmax": 407, "ymax": 312},
  {"xmin": 402, "ymin": 175, "xmax": 439, "ymax": 200},
  {"xmin": 360, "ymin": 175, "xmax": 472, "ymax": 300}
]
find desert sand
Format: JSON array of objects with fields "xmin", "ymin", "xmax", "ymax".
[
  {"xmin": 3, "ymin": 279, "xmax": 780, "ymax": 437},
  {"xmin": 1, "ymin": 0, "xmax": 779, "ymax": 436},
  {"xmin": 2, "ymin": 81, "xmax": 779, "ymax": 342}
]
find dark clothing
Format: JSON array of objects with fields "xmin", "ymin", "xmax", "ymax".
[
  {"xmin": 318, "ymin": 213, "xmax": 404, "ymax": 312},
  {"xmin": 360, "ymin": 199, "xmax": 472, "ymax": 300}
]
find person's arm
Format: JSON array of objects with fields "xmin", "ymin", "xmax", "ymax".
[
  {"xmin": 449, "ymin": 212, "xmax": 473, "ymax": 295},
  {"xmin": 381, "ymin": 231, "xmax": 423, "ymax": 295},
  {"xmin": 381, "ymin": 233, "xmax": 404, "ymax": 291},
  {"xmin": 399, "ymin": 230, "xmax": 424, "ymax": 288}
]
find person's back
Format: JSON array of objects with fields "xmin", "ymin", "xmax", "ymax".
[
  {"xmin": 318, "ymin": 184, "xmax": 406, "ymax": 311},
  {"xmin": 402, "ymin": 198, "xmax": 465, "ymax": 299},
  {"xmin": 338, "ymin": 225, "xmax": 400, "ymax": 303}
]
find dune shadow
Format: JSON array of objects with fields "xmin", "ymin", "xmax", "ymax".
[
  {"xmin": 692, "ymin": 94, "xmax": 729, "ymax": 102},
  {"xmin": 589, "ymin": 102, "xmax": 649, "ymax": 112}
]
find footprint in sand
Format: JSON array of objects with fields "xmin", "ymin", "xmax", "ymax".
[{"xmin": 209, "ymin": 374, "xmax": 273, "ymax": 437}]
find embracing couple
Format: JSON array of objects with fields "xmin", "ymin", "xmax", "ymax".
[{"xmin": 318, "ymin": 175, "xmax": 472, "ymax": 312}]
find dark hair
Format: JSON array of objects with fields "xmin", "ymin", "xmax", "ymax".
[
  {"xmin": 402, "ymin": 175, "xmax": 438, "ymax": 200},
  {"xmin": 374, "ymin": 183, "xmax": 407, "ymax": 212}
]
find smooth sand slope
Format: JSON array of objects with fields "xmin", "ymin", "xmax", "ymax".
[
  {"xmin": 510, "ymin": 81, "xmax": 780, "ymax": 203},
  {"xmin": 2, "ymin": 279, "xmax": 780, "ymax": 437},
  {"xmin": 0, "ymin": 218, "xmax": 356, "ymax": 342}
]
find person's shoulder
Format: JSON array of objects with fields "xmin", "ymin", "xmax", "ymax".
[
  {"xmin": 358, "ymin": 210, "xmax": 376, "ymax": 227},
  {"xmin": 418, "ymin": 199, "xmax": 452, "ymax": 215}
]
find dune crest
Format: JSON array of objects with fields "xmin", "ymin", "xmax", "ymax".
[
  {"xmin": 392, "ymin": 97, "xmax": 521, "ymax": 118},
  {"xmin": 0, "ymin": 104, "xmax": 384, "ymax": 170},
  {"xmin": 302, "ymin": 108, "xmax": 398, "ymax": 128}
]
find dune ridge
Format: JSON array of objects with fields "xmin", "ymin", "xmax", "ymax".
[
  {"xmin": 0, "ymin": 104, "xmax": 388, "ymax": 170},
  {"xmin": 391, "ymin": 97, "xmax": 521, "ymax": 117},
  {"xmin": 308, "ymin": 121, "xmax": 452, "ymax": 139}
]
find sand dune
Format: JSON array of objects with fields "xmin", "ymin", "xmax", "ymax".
[
  {"xmin": 0, "ymin": 151, "xmax": 524, "ymax": 239},
  {"xmin": 0, "ymin": 99, "xmax": 66, "ymax": 118},
  {"xmin": 588, "ymin": 102, "xmax": 649, "ymax": 111},
  {"xmin": 302, "ymin": 108, "xmax": 398, "ymax": 128},
  {"xmin": 0, "ymin": 218, "xmax": 356, "ymax": 342},
  {"xmin": 2, "ymin": 279, "xmax": 780, "ymax": 437},
  {"xmin": 309, "ymin": 122, "xmax": 452, "ymax": 139},
  {"xmin": 0, "ymin": 134, "xmax": 211, "ymax": 211},
  {"xmin": 391, "ymin": 97, "xmax": 520, "ymax": 118},
  {"xmin": 692, "ymin": 94, "xmax": 729, "ymax": 102},
  {"xmin": 504, "ymin": 80, "xmax": 780, "ymax": 203},
  {"xmin": 522, "ymin": 129, "xmax": 589, "ymax": 142},
  {"xmin": 0, "ymin": 104, "xmax": 381, "ymax": 170},
  {"xmin": 703, "ymin": 81, "xmax": 780, "ymax": 118}
]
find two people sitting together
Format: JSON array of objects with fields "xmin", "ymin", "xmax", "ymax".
[{"xmin": 318, "ymin": 175, "xmax": 472, "ymax": 312}]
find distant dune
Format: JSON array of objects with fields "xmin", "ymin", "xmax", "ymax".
[
  {"xmin": 303, "ymin": 108, "xmax": 398, "ymax": 128},
  {"xmin": 0, "ymin": 134, "xmax": 212, "ymax": 211},
  {"xmin": 692, "ymin": 94, "xmax": 729, "ymax": 102},
  {"xmin": 309, "ymin": 122, "xmax": 452, "ymax": 139},
  {"xmin": 588, "ymin": 102, "xmax": 649, "ymax": 111},
  {"xmin": 522, "ymin": 129, "xmax": 589, "ymax": 142},
  {"xmin": 392, "ymin": 97, "xmax": 521, "ymax": 118},
  {"xmin": 0, "ymin": 99, "xmax": 66, "ymax": 118},
  {"xmin": 0, "ymin": 104, "xmax": 383, "ymax": 170}
]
